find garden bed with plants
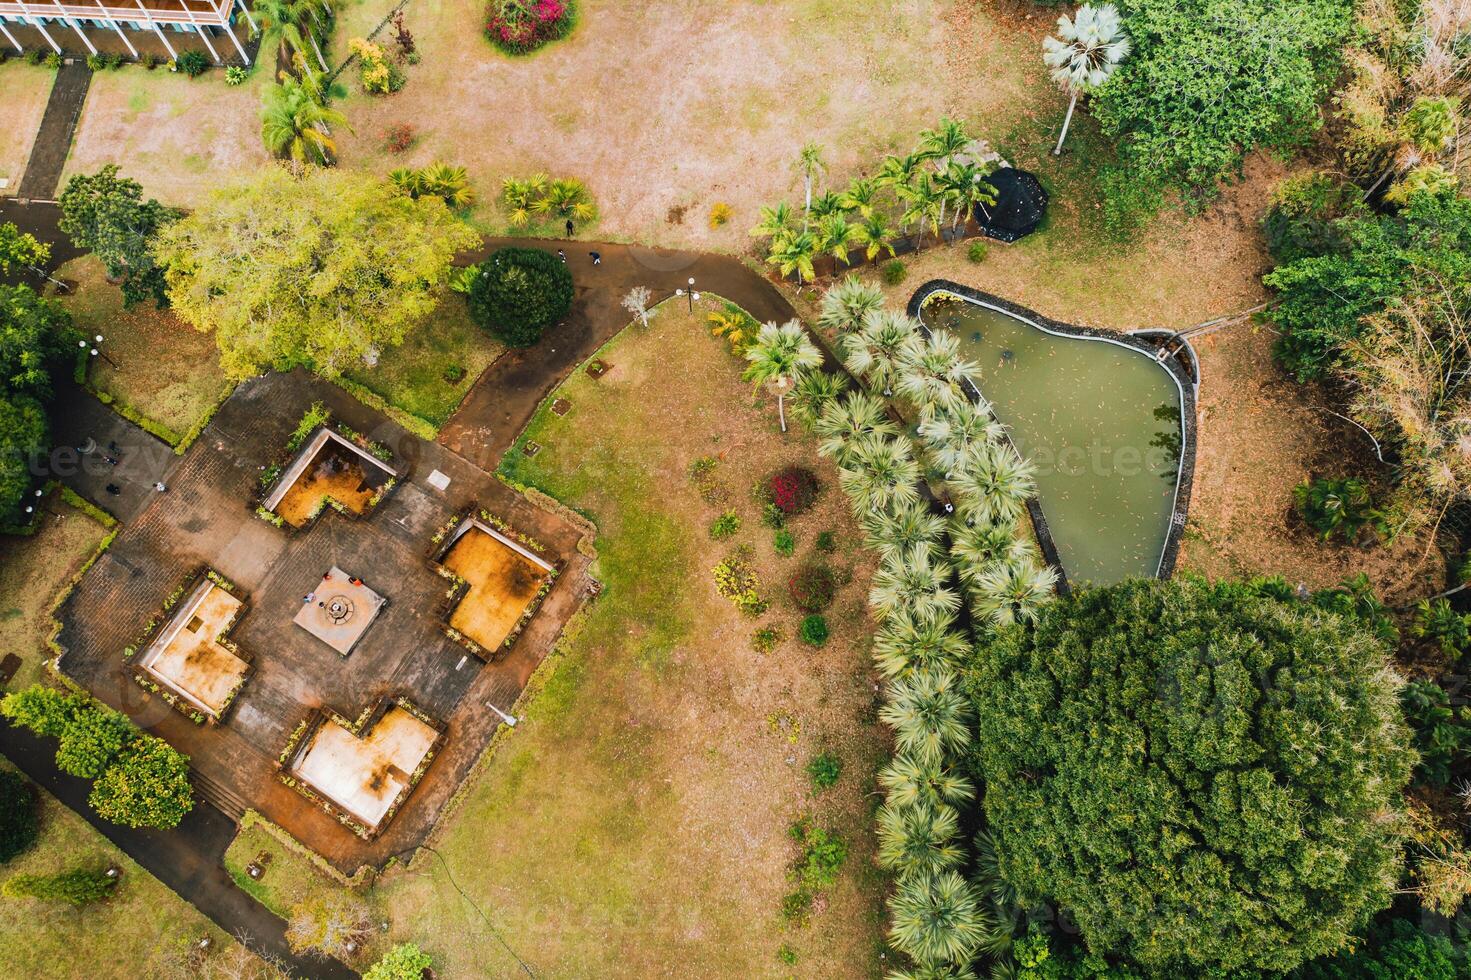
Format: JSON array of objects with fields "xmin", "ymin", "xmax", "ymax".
[
  {"xmin": 434, "ymin": 512, "xmax": 559, "ymax": 657},
  {"xmin": 256, "ymin": 403, "xmax": 399, "ymax": 530}
]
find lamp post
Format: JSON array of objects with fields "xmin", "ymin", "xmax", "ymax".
[
  {"xmin": 80, "ymin": 334, "xmax": 118, "ymax": 369},
  {"xmin": 674, "ymin": 276, "xmax": 700, "ymax": 313}
]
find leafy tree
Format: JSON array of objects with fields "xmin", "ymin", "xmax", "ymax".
[
  {"xmin": 1292, "ymin": 917, "xmax": 1470, "ymax": 980},
  {"xmin": 0, "ymin": 770, "xmax": 38, "ymax": 864},
  {"xmin": 1, "ymin": 867, "xmax": 117, "ymax": 905},
  {"xmin": 364, "ymin": 943, "xmax": 432, "ymax": 980},
  {"xmin": 0, "ymin": 686, "xmax": 81, "ymax": 739},
  {"xmin": 0, "ymin": 223, "xmax": 49, "ymax": 277},
  {"xmin": 54, "ymin": 704, "xmax": 132, "ymax": 779},
  {"xmin": 88, "ymin": 735, "xmax": 194, "ymax": 830},
  {"xmin": 57, "ymin": 165, "xmax": 179, "ymax": 308},
  {"xmin": 0, "ymin": 392, "xmax": 47, "ymax": 525},
  {"xmin": 1400, "ymin": 679, "xmax": 1471, "ymax": 788},
  {"xmin": 968, "ymin": 577, "xmax": 1414, "ymax": 974},
  {"xmin": 0, "ymin": 284, "xmax": 77, "ymax": 401},
  {"xmin": 1094, "ymin": 0, "xmax": 1353, "ymax": 231},
  {"xmin": 466, "ymin": 246, "xmax": 574, "ymax": 348},
  {"xmin": 1293, "ymin": 476, "xmax": 1382, "ymax": 541},
  {"xmin": 154, "ymin": 166, "xmax": 477, "ymax": 378}
]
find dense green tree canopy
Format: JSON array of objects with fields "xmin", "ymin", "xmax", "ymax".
[
  {"xmin": 88, "ymin": 734, "xmax": 193, "ymax": 830},
  {"xmin": 1292, "ymin": 918, "xmax": 1471, "ymax": 980},
  {"xmin": 466, "ymin": 246, "xmax": 574, "ymax": 347},
  {"xmin": 0, "ymin": 284, "xmax": 76, "ymax": 402},
  {"xmin": 58, "ymin": 165, "xmax": 178, "ymax": 308},
  {"xmin": 153, "ymin": 166, "xmax": 478, "ymax": 379},
  {"xmin": 364, "ymin": 942, "xmax": 433, "ymax": 980},
  {"xmin": 53, "ymin": 704, "xmax": 133, "ymax": 779},
  {"xmin": 966, "ymin": 577, "xmax": 1413, "ymax": 975},
  {"xmin": 1094, "ymin": 0, "xmax": 1352, "ymax": 226},
  {"xmin": 0, "ymin": 770, "xmax": 38, "ymax": 865},
  {"xmin": 0, "ymin": 392, "xmax": 48, "ymax": 526}
]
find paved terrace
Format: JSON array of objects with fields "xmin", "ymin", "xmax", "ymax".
[{"xmin": 53, "ymin": 370, "xmax": 591, "ymax": 874}]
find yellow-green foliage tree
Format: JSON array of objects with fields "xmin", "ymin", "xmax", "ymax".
[{"xmin": 153, "ymin": 166, "xmax": 478, "ymax": 379}]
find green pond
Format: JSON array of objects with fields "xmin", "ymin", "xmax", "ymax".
[{"xmin": 920, "ymin": 294, "xmax": 1186, "ymax": 586}]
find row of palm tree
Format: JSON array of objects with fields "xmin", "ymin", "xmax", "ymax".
[{"xmin": 753, "ymin": 120, "xmax": 1000, "ymax": 284}]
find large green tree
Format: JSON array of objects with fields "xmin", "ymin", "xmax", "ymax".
[
  {"xmin": 0, "ymin": 391, "xmax": 47, "ymax": 525},
  {"xmin": 466, "ymin": 246, "xmax": 574, "ymax": 347},
  {"xmin": 967, "ymin": 577, "xmax": 1414, "ymax": 975},
  {"xmin": 57, "ymin": 165, "xmax": 179, "ymax": 308},
  {"xmin": 88, "ymin": 735, "xmax": 193, "ymax": 830},
  {"xmin": 364, "ymin": 942, "xmax": 433, "ymax": 980},
  {"xmin": 153, "ymin": 166, "xmax": 478, "ymax": 379},
  {"xmin": 0, "ymin": 770, "xmax": 38, "ymax": 865},
  {"xmin": 0, "ymin": 284, "xmax": 76, "ymax": 402}
]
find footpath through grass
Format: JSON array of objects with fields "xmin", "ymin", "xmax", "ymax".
[{"xmin": 376, "ymin": 301, "xmax": 888, "ymax": 977}]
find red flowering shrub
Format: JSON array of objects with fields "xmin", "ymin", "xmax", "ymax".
[
  {"xmin": 769, "ymin": 466, "xmax": 819, "ymax": 516},
  {"xmin": 485, "ymin": 0, "xmax": 576, "ymax": 55},
  {"xmin": 789, "ymin": 563, "xmax": 836, "ymax": 612},
  {"xmin": 382, "ymin": 123, "xmax": 416, "ymax": 154}
]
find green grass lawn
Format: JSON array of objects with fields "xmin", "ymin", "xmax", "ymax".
[
  {"xmin": 375, "ymin": 300, "xmax": 887, "ymax": 977},
  {"xmin": 343, "ymin": 296, "xmax": 503, "ymax": 429}
]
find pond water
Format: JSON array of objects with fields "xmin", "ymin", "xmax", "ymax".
[{"xmin": 919, "ymin": 293, "xmax": 1185, "ymax": 586}]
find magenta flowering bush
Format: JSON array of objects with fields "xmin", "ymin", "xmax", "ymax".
[{"xmin": 485, "ymin": 0, "xmax": 576, "ymax": 54}]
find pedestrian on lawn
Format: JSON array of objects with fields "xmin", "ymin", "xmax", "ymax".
[{"xmin": 590, "ymin": 251, "xmax": 601, "ymax": 265}]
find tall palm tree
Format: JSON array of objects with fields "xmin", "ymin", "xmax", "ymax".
[
  {"xmin": 766, "ymin": 229, "xmax": 819, "ymax": 287},
  {"xmin": 840, "ymin": 176, "xmax": 882, "ymax": 218},
  {"xmin": 791, "ymin": 369, "xmax": 850, "ymax": 430},
  {"xmin": 260, "ymin": 77, "xmax": 346, "ymax": 165},
  {"xmin": 749, "ymin": 202, "xmax": 795, "ymax": 241},
  {"xmin": 838, "ymin": 433, "xmax": 921, "ymax": 515},
  {"xmin": 952, "ymin": 443, "xmax": 1036, "ymax": 527},
  {"xmin": 853, "ymin": 213, "xmax": 898, "ymax": 265},
  {"xmin": 918, "ymin": 400, "xmax": 1005, "ymax": 477},
  {"xmin": 861, "ymin": 499, "xmax": 946, "ymax": 565},
  {"xmin": 817, "ymin": 276, "xmax": 886, "ymax": 335},
  {"xmin": 887, "ymin": 871, "xmax": 992, "ymax": 967},
  {"xmin": 1042, "ymin": 3, "xmax": 1131, "ymax": 155},
  {"xmin": 941, "ymin": 160, "xmax": 998, "ymax": 232},
  {"xmin": 896, "ymin": 329, "xmax": 980, "ymax": 416},
  {"xmin": 878, "ymin": 753, "xmax": 976, "ymax": 808},
  {"xmin": 876, "ymin": 152, "xmax": 929, "ymax": 228},
  {"xmin": 815, "ymin": 391, "xmax": 897, "ymax": 464},
  {"xmin": 743, "ymin": 320, "xmax": 823, "ymax": 432},
  {"xmin": 842, "ymin": 310, "xmax": 921, "ymax": 396},
  {"xmin": 870, "ymin": 544, "xmax": 961, "ymax": 622},
  {"xmin": 255, "ymin": 0, "xmax": 328, "ymax": 75},
  {"xmin": 817, "ymin": 213, "xmax": 858, "ymax": 267},
  {"xmin": 794, "ymin": 142, "xmax": 826, "ymax": 227},
  {"xmin": 871, "ymin": 607, "xmax": 969, "ymax": 679},
  {"xmin": 920, "ymin": 116, "xmax": 971, "ymax": 171},
  {"xmin": 971, "ymin": 560, "xmax": 1058, "ymax": 627},
  {"xmin": 899, "ymin": 174, "xmax": 945, "ymax": 249},
  {"xmin": 949, "ymin": 521, "xmax": 1031, "ymax": 589},
  {"xmin": 878, "ymin": 666, "xmax": 972, "ymax": 766},
  {"xmin": 877, "ymin": 801, "xmax": 965, "ymax": 879}
]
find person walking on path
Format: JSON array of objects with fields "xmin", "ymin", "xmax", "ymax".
[
  {"xmin": 104, "ymin": 483, "xmax": 120, "ymax": 496},
  {"xmin": 589, "ymin": 251, "xmax": 601, "ymax": 265},
  {"xmin": 565, "ymin": 219, "xmax": 574, "ymax": 237},
  {"xmin": 557, "ymin": 249, "xmax": 566, "ymax": 262},
  {"xmin": 153, "ymin": 481, "xmax": 167, "ymax": 493}
]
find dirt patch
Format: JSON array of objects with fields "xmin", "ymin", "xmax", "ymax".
[
  {"xmin": 276, "ymin": 444, "xmax": 384, "ymax": 527},
  {"xmin": 443, "ymin": 526, "xmax": 549, "ymax": 650},
  {"xmin": 0, "ymin": 62, "xmax": 53, "ymax": 191}
]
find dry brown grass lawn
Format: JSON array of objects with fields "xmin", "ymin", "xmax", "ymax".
[
  {"xmin": 377, "ymin": 299, "xmax": 888, "ymax": 977},
  {"xmin": 0, "ymin": 61, "xmax": 53, "ymax": 192}
]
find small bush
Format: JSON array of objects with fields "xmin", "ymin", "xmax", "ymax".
[
  {"xmin": 806, "ymin": 752, "xmax": 841, "ymax": 791},
  {"xmin": 967, "ymin": 240, "xmax": 988, "ymax": 263},
  {"xmin": 708, "ymin": 202, "xmax": 733, "ymax": 228},
  {"xmin": 86, "ymin": 54, "xmax": 106, "ymax": 72},
  {"xmin": 44, "ymin": 52, "xmax": 61, "ymax": 70},
  {"xmin": 788, "ymin": 563, "xmax": 836, "ymax": 612},
  {"xmin": 382, "ymin": 123, "xmax": 416, "ymax": 153},
  {"xmin": 364, "ymin": 942, "xmax": 433, "ymax": 980},
  {"xmin": 467, "ymin": 247, "xmax": 574, "ymax": 347},
  {"xmin": 1293, "ymin": 477, "xmax": 1382, "ymax": 542},
  {"xmin": 773, "ymin": 529, "xmax": 796, "ymax": 556},
  {"xmin": 287, "ymin": 401, "xmax": 330, "ymax": 452},
  {"xmin": 798, "ymin": 614, "xmax": 829, "ymax": 647},
  {"xmin": 815, "ymin": 530, "xmax": 837, "ymax": 552},
  {"xmin": 881, "ymin": 259, "xmax": 906, "ymax": 285},
  {"xmin": 714, "ymin": 549, "xmax": 767, "ymax": 616},
  {"xmin": 24, "ymin": 49, "xmax": 43, "ymax": 66},
  {"xmin": 777, "ymin": 944, "xmax": 798, "ymax": 966},
  {"xmin": 443, "ymin": 363, "xmax": 466, "ymax": 383},
  {"xmin": 761, "ymin": 503, "xmax": 786, "ymax": 530},
  {"xmin": 687, "ymin": 455, "xmax": 722, "ymax": 503},
  {"xmin": 141, "ymin": 53, "xmax": 159, "ymax": 70},
  {"xmin": 752, "ymin": 626, "xmax": 782, "ymax": 654},
  {"xmin": 104, "ymin": 53, "xmax": 124, "ymax": 70},
  {"xmin": 176, "ymin": 50, "xmax": 209, "ymax": 77},
  {"xmin": 1, "ymin": 867, "xmax": 117, "ymax": 905},
  {"xmin": 1412, "ymin": 599, "xmax": 1471, "ymax": 658},
  {"xmin": 769, "ymin": 466, "xmax": 818, "ymax": 515},
  {"xmin": 709, "ymin": 510, "xmax": 741, "ymax": 540},
  {"xmin": 485, "ymin": 0, "xmax": 577, "ymax": 55},
  {"xmin": 350, "ymin": 37, "xmax": 405, "ymax": 94},
  {"xmin": 224, "ymin": 65, "xmax": 250, "ymax": 85},
  {"xmin": 0, "ymin": 771, "xmax": 38, "ymax": 864}
]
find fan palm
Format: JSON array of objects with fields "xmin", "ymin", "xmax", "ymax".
[
  {"xmin": 743, "ymin": 319, "xmax": 824, "ymax": 432},
  {"xmin": 815, "ymin": 392, "xmax": 897, "ymax": 464},
  {"xmin": 766, "ymin": 229, "xmax": 819, "ymax": 286},
  {"xmin": 870, "ymin": 544, "xmax": 960, "ymax": 622},
  {"xmin": 879, "ymin": 665, "xmax": 971, "ymax": 766},
  {"xmin": 972, "ymin": 828, "xmax": 1027, "ymax": 930},
  {"xmin": 260, "ymin": 77, "xmax": 346, "ymax": 165},
  {"xmin": 817, "ymin": 213, "xmax": 858, "ymax": 266},
  {"xmin": 896, "ymin": 329, "xmax": 980, "ymax": 416},
  {"xmin": 1042, "ymin": 3, "xmax": 1131, "ymax": 155},
  {"xmin": 791, "ymin": 369, "xmax": 850, "ymax": 430},
  {"xmin": 840, "ymin": 176, "xmax": 883, "ymax": 218},
  {"xmin": 950, "ymin": 521, "xmax": 1031, "ymax": 589},
  {"xmin": 842, "ymin": 310, "xmax": 921, "ymax": 395},
  {"xmin": 871, "ymin": 607, "xmax": 969, "ymax": 679},
  {"xmin": 887, "ymin": 870, "xmax": 992, "ymax": 966},
  {"xmin": 794, "ymin": 142, "xmax": 826, "ymax": 226},
  {"xmin": 918, "ymin": 400, "xmax": 1004, "ymax": 477},
  {"xmin": 749, "ymin": 201, "xmax": 795, "ymax": 241},
  {"xmin": 853, "ymin": 212, "xmax": 898, "ymax": 264},
  {"xmin": 952, "ymin": 443, "xmax": 1036, "ymax": 527},
  {"xmin": 500, "ymin": 174, "xmax": 548, "ymax": 227},
  {"xmin": 414, "ymin": 162, "xmax": 474, "ymax": 208},
  {"xmin": 861, "ymin": 499, "xmax": 946, "ymax": 564},
  {"xmin": 885, "ymin": 963, "xmax": 979, "ymax": 980},
  {"xmin": 818, "ymin": 276, "xmax": 886, "ymax": 335},
  {"xmin": 878, "ymin": 753, "xmax": 976, "ymax": 809},
  {"xmin": 838, "ymin": 434, "xmax": 921, "ymax": 515},
  {"xmin": 877, "ymin": 800, "xmax": 965, "ymax": 878},
  {"xmin": 971, "ymin": 560, "xmax": 1058, "ymax": 627},
  {"xmin": 532, "ymin": 177, "xmax": 596, "ymax": 222},
  {"xmin": 920, "ymin": 116, "xmax": 971, "ymax": 171}
]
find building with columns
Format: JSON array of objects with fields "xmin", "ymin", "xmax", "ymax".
[{"xmin": 0, "ymin": 1, "xmax": 256, "ymax": 66}]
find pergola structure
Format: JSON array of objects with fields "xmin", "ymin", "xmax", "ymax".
[{"xmin": 0, "ymin": 0, "xmax": 256, "ymax": 64}]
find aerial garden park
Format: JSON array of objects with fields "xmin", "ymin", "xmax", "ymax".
[{"xmin": 0, "ymin": 0, "xmax": 1469, "ymax": 977}]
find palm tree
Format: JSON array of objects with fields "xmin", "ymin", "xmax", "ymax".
[
  {"xmin": 853, "ymin": 213, "xmax": 898, "ymax": 265},
  {"xmin": 877, "ymin": 152, "xmax": 929, "ymax": 201},
  {"xmin": 870, "ymin": 544, "xmax": 961, "ymax": 622},
  {"xmin": 971, "ymin": 560, "xmax": 1058, "ymax": 627},
  {"xmin": 920, "ymin": 117, "xmax": 971, "ymax": 171},
  {"xmin": 972, "ymin": 828, "xmax": 1027, "ymax": 932},
  {"xmin": 878, "ymin": 753, "xmax": 976, "ymax": 808},
  {"xmin": 879, "ymin": 666, "xmax": 971, "ymax": 766},
  {"xmin": 949, "ymin": 521, "xmax": 1030, "ymax": 589},
  {"xmin": 887, "ymin": 871, "xmax": 992, "ymax": 966},
  {"xmin": 766, "ymin": 229, "xmax": 819, "ymax": 287},
  {"xmin": 260, "ymin": 77, "xmax": 346, "ymax": 165},
  {"xmin": 899, "ymin": 173, "xmax": 945, "ymax": 249},
  {"xmin": 897, "ymin": 329, "xmax": 980, "ymax": 416},
  {"xmin": 749, "ymin": 202, "xmax": 795, "ymax": 242},
  {"xmin": 877, "ymin": 801, "xmax": 965, "ymax": 879},
  {"xmin": 941, "ymin": 160, "xmax": 997, "ymax": 232},
  {"xmin": 817, "ymin": 213, "xmax": 858, "ymax": 267},
  {"xmin": 414, "ymin": 163, "xmax": 474, "ymax": 208},
  {"xmin": 255, "ymin": 0, "xmax": 328, "ymax": 76},
  {"xmin": 794, "ymin": 142, "xmax": 826, "ymax": 227},
  {"xmin": 871, "ymin": 607, "xmax": 969, "ymax": 679},
  {"xmin": 918, "ymin": 400, "xmax": 1005, "ymax": 477},
  {"xmin": 838, "ymin": 433, "xmax": 921, "ymax": 515},
  {"xmin": 809, "ymin": 190, "xmax": 846, "ymax": 222},
  {"xmin": 862, "ymin": 499, "xmax": 946, "ymax": 565},
  {"xmin": 842, "ymin": 310, "xmax": 921, "ymax": 396},
  {"xmin": 817, "ymin": 276, "xmax": 886, "ymax": 335},
  {"xmin": 501, "ymin": 174, "xmax": 548, "ymax": 228},
  {"xmin": 840, "ymin": 176, "xmax": 882, "ymax": 218},
  {"xmin": 743, "ymin": 320, "xmax": 824, "ymax": 432},
  {"xmin": 814, "ymin": 391, "xmax": 897, "ymax": 464},
  {"xmin": 791, "ymin": 369, "xmax": 850, "ymax": 430},
  {"xmin": 533, "ymin": 177, "xmax": 596, "ymax": 222},
  {"xmin": 1042, "ymin": 3, "xmax": 1131, "ymax": 156},
  {"xmin": 952, "ymin": 443, "xmax": 1036, "ymax": 527}
]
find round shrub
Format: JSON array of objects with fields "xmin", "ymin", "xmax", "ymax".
[
  {"xmin": 788, "ymin": 564, "xmax": 836, "ymax": 612},
  {"xmin": 467, "ymin": 246, "xmax": 574, "ymax": 348},
  {"xmin": 881, "ymin": 259, "xmax": 906, "ymax": 285},
  {"xmin": 967, "ymin": 240, "xmax": 988, "ymax": 263},
  {"xmin": 0, "ymin": 770, "xmax": 38, "ymax": 864},
  {"xmin": 798, "ymin": 614, "xmax": 829, "ymax": 647},
  {"xmin": 768, "ymin": 466, "xmax": 818, "ymax": 516},
  {"xmin": 485, "ymin": 0, "xmax": 576, "ymax": 55}
]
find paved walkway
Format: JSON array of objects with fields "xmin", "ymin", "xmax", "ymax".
[
  {"xmin": 16, "ymin": 60, "xmax": 91, "ymax": 201},
  {"xmin": 438, "ymin": 237, "xmax": 800, "ymax": 469}
]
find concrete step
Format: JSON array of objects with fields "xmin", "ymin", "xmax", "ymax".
[{"xmin": 190, "ymin": 765, "xmax": 249, "ymax": 822}]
